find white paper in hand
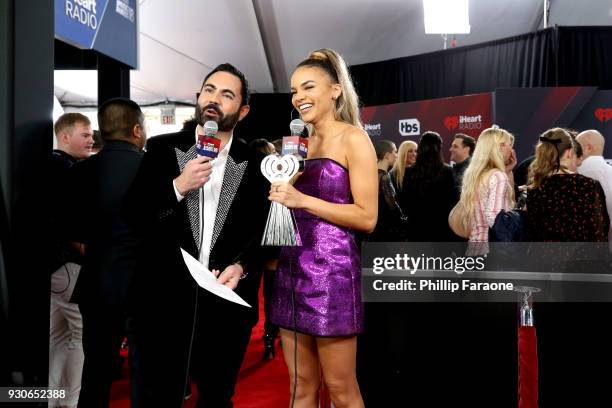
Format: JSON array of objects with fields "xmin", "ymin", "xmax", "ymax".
[{"xmin": 180, "ymin": 248, "xmax": 251, "ymax": 308}]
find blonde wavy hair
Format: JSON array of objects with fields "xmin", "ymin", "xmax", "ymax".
[
  {"xmin": 459, "ymin": 127, "xmax": 515, "ymax": 228},
  {"xmin": 391, "ymin": 140, "xmax": 418, "ymax": 191},
  {"xmin": 296, "ymin": 48, "xmax": 362, "ymax": 128},
  {"xmin": 528, "ymin": 128, "xmax": 574, "ymax": 189}
]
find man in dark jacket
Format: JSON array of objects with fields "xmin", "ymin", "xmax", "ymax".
[
  {"xmin": 124, "ymin": 64, "xmax": 269, "ymax": 407},
  {"xmin": 67, "ymin": 98, "xmax": 146, "ymax": 408}
]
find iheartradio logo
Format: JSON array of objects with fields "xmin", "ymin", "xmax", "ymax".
[
  {"xmin": 444, "ymin": 114, "xmax": 482, "ymax": 131},
  {"xmin": 444, "ymin": 116, "xmax": 459, "ymax": 131},
  {"xmin": 595, "ymin": 108, "xmax": 612, "ymax": 123}
]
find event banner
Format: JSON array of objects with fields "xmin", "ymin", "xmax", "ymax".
[
  {"xmin": 361, "ymin": 93, "xmax": 492, "ymax": 161},
  {"xmin": 361, "ymin": 87, "xmax": 612, "ymax": 163},
  {"xmin": 492, "ymin": 87, "xmax": 612, "ymax": 161},
  {"xmin": 55, "ymin": 0, "xmax": 138, "ymax": 68}
]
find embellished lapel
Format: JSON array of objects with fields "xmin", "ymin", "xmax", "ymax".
[
  {"xmin": 174, "ymin": 145, "xmax": 200, "ymax": 250},
  {"xmin": 211, "ymin": 155, "xmax": 248, "ymax": 250}
]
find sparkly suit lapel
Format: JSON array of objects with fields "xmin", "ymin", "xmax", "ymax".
[
  {"xmin": 211, "ymin": 155, "xmax": 248, "ymax": 251},
  {"xmin": 174, "ymin": 145, "xmax": 200, "ymax": 250}
]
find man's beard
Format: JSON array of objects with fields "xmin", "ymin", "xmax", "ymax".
[{"xmin": 195, "ymin": 103, "xmax": 241, "ymax": 132}]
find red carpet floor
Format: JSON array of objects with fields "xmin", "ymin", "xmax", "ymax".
[{"xmin": 109, "ymin": 287, "xmax": 289, "ymax": 407}]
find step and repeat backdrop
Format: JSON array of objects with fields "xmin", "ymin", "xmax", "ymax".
[{"xmin": 361, "ymin": 87, "xmax": 612, "ymax": 162}]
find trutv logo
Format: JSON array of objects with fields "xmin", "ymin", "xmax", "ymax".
[
  {"xmin": 595, "ymin": 108, "xmax": 612, "ymax": 123},
  {"xmin": 444, "ymin": 115, "xmax": 482, "ymax": 131}
]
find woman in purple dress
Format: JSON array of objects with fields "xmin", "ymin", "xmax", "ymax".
[{"xmin": 268, "ymin": 48, "xmax": 377, "ymax": 408}]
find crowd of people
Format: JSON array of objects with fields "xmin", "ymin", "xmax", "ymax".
[
  {"xmin": 372, "ymin": 126, "xmax": 611, "ymax": 248},
  {"xmin": 43, "ymin": 44, "xmax": 612, "ymax": 408}
]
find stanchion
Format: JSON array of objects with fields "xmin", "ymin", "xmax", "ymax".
[{"xmin": 515, "ymin": 286, "xmax": 540, "ymax": 408}]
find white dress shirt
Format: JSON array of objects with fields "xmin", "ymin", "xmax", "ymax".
[
  {"xmin": 578, "ymin": 155, "xmax": 612, "ymax": 241},
  {"xmin": 173, "ymin": 128, "xmax": 233, "ymax": 269}
]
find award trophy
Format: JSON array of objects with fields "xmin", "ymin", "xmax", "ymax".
[
  {"xmin": 260, "ymin": 154, "xmax": 301, "ymax": 246},
  {"xmin": 260, "ymin": 119, "xmax": 307, "ymax": 246}
]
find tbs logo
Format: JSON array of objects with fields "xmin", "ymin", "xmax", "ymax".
[
  {"xmin": 595, "ymin": 108, "xmax": 612, "ymax": 123},
  {"xmin": 399, "ymin": 119, "xmax": 420, "ymax": 136}
]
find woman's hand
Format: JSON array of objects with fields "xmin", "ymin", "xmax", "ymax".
[{"xmin": 269, "ymin": 182, "xmax": 306, "ymax": 209}]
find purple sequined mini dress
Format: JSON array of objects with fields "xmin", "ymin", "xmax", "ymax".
[{"xmin": 270, "ymin": 158, "xmax": 363, "ymax": 337}]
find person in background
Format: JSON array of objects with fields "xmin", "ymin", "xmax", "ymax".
[
  {"xmin": 271, "ymin": 138, "xmax": 283, "ymax": 156},
  {"xmin": 446, "ymin": 126, "xmax": 518, "ymax": 405},
  {"xmin": 248, "ymin": 137, "xmax": 280, "ymax": 360},
  {"xmin": 399, "ymin": 131, "xmax": 457, "ymax": 242},
  {"xmin": 47, "ymin": 113, "xmax": 93, "ymax": 408},
  {"xmin": 527, "ymin": 128, "xmax": 608, "ymax": 242},
  {"xmin": 370, "ymin": 140, "xmax": 405, "ymax": 242},
  {"xmin": 576, "ymin": 129, "xmax": 612, "ymax": 242},
  {"xmin": 249, "ymin": 138, "xmax": 275, "ymax": 156},
  {"xmin": 68, "ymin": 98, "xmax": 146, "ymax": 408},
  {"xmin": 525, "ymin": 127, "xmax": 610, "ymax": 406},
  {"xmin": 457, "ymin": 126, "xmax": 516, "ymax": 255},
  {"xmin": 449, "ymin": 133, "xmax": 475, "ymax": 191},
  {"xmin": 389, "ymin": 140, "xmax": 417, "ymax": 192}
]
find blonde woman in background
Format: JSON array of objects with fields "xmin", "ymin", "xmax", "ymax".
[
  {"xmin": 450, "ymin": 126, "xmax": 519, "ymax": 406},
  {"xmin": 389, "ymin": 140, "xmax": 417, "ymax": 192},
  {"xmin": 458, "ymin": 126, "xmax": 516, "ymax": 255}
]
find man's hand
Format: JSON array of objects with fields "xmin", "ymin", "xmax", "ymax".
[
  {"xmin": 213, "ymin": 263, "xmax": 243, "ymax": 290},
  {"xmin": 174, "ymin": 156, "xmax": 213, "ymax": 196}
]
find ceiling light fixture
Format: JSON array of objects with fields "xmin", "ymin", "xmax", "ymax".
[{"xmin": 423, "ymin": 0, "xmax": 470, "ymax": 49}]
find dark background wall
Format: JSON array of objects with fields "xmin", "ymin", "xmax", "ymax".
[{"xmin": 351, "ymin": 26, "xmax": 612, "ymax": 107}]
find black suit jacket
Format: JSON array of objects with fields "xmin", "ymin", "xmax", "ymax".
[
  {"xmin": 124, "ymin": 130, "xmax": 269, "ymax": 326},
  {"xmin": 68, "ymin": 141, "xmax": 143, "ymax": 307}
]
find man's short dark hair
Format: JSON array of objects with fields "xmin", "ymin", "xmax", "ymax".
[
  {"xmin": 454, "ymin": 133, "xmax": 476, "ymax": 156},
  {"xmin": 201, "ymin": 63, "xmax": 250, "ymax": 107},
  {"xmin": 98, "ymin": 98, "xmax": 143, "ymax": 141},
  {"xmin": 375, "ymin": 140, "xmax": 395, "ymax": 161},
  {"xmin": 54, "ymin": 112, "xmax": 91, "ymax": 136},
  {"xmin": 249, "ymin": 138, "xmax": 273, "ymax": 155}
]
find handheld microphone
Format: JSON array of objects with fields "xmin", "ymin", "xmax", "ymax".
[
  {"xmin": 282, "ymin": 119, "xmax": 308, "ymax": 170},
  {"xmin": 196, "ymin": 120, "xmax": 220, "ymax": 158}
]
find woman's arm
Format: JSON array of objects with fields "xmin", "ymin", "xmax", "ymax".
[{"xmin": 270, "ymin": 128, "xmax": 378, "ymax": 233}]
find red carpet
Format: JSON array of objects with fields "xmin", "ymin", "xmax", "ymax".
[{"xmin": 109, "ymin": 287, "xmax": 289, "ymax": 407}]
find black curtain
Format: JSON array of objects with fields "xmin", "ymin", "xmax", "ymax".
[
  {"xmin": 235, "ymin": 93, "xmax": 293, "ymax": 143},
  {"xmin": 351, "ymin": 26, "xmax": 612, "ymax": 107},
  {"xmin": 557, "ymin": 26, "xmax": 612, "ymax": 89}
]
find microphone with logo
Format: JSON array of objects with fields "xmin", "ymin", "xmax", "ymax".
[
  {"xmin": 282, "ymin": 119, "xmax": 308, "ymax": 171},
  {"xmin": 196, "ymin": 120, "xmax": 220, "ymax": 158}
]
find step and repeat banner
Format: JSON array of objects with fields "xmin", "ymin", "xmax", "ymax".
[
  {"xmin": 494, "ymin": 87, "xmax": 612, "ymax": 161},
  {"xmin": 361, "ymin": 87, "xmax": 612, "ymax": 162},
  {"xmin": 360, "ymin": 93, "xmax": 492, "ymax": 162}
]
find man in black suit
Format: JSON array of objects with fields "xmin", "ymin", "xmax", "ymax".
[
  {"xmin": 67, "ymin": 98, "xmax": 146, "ymax": 408},
  {"xmin": 124, "ymin": 64, "xmax": 269, "ymax": 407}
]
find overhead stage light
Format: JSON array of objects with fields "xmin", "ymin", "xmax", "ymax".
[{"xmin": 423, "ymin": 0, "xmax": 470, "ymax": 35}]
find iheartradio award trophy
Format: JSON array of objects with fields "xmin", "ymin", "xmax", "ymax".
[{"xmin": 260, "ymin": 119, "xmax": 307, "ymax": 246}]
